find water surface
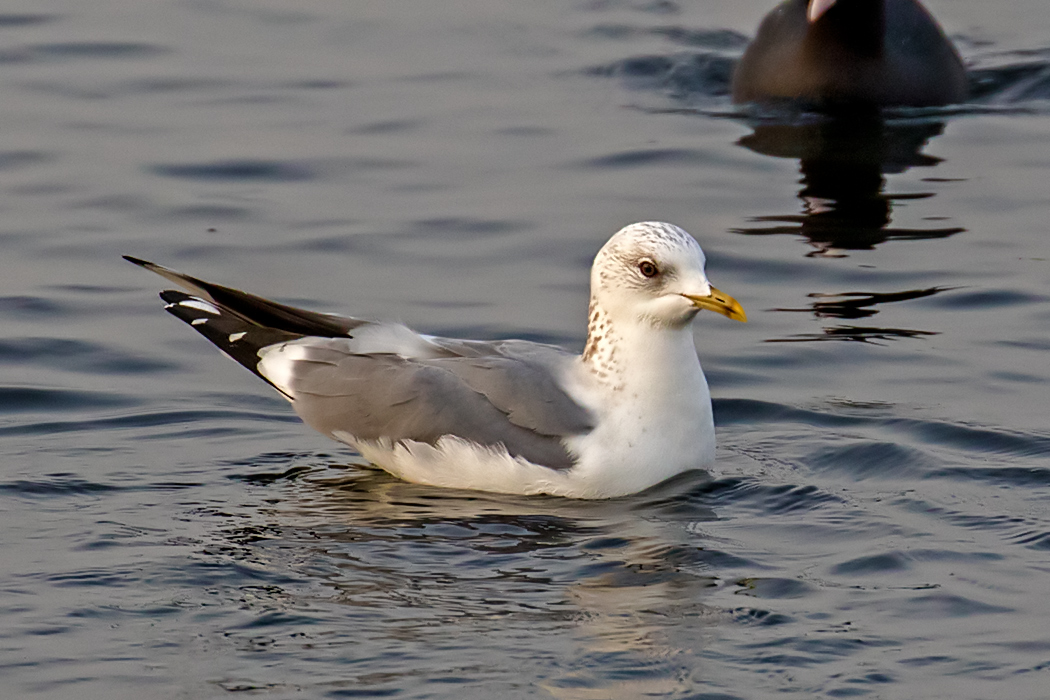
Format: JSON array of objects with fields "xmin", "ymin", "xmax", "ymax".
[{"xmin": 2, "ymin": 1, "xmax": 1050, "ymax": 697}]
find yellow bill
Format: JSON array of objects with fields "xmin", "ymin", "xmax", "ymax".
[{"xmin": 684, "ymin": 286, "xmax": 747, "ymax": 322}]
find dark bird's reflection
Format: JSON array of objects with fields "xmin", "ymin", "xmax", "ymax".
[
  {"xmin": 733, "ymin": 114, "xmax": 964, "ymax": 342},
  {"xmin": 766, "ymin": 286, "xmax": 954, "ymax": 343},
  {"xmin": 773, "ymin": 286, "xmax": 952, "ymax": 320},
  {"xmin": 733, "ymin": 115, "xmax": 965, "ymax": 258}
]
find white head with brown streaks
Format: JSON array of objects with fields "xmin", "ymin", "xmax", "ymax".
[{"xmin": 582, "ymin": 222, "xmax": 745, "ymax": 382}]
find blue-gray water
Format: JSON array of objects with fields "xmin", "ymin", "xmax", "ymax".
[{"xmin": 3, "ymin": 1, "xmax": 1050, "ymax": 697}]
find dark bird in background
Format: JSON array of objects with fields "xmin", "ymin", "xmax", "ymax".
[{"xmin": 732, "ymin": 0, "xmax": 967, "ymax": 108}]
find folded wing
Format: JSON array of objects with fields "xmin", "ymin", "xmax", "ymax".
[{"xmin": 128, "ymin": 257, "xmax": 594, "ymax": 471}]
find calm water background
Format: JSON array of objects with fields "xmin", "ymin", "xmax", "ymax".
[{"xmin": 2, "ymin": 1, "xmax": 1050, "ymax": 697}]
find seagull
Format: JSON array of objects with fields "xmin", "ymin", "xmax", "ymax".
[
  {"xmin": 125, "ymin": 222, "xmax": 746, "ymax": 499},
  {"xmin": 732, "ymin": 0, "xmax": 968, "ymax": 108}
]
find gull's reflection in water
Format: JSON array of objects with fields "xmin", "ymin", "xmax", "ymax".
[
  {"xmin": 734, "ymin": 115, "xmax": 964, "ymax": 258},
  {"xmin": 229, "ymin": 464, "xmax": 730, "ymax": 698},
  {"xmin": 734, "ymin": 114, "xmax": 964, "ymax": 342}
]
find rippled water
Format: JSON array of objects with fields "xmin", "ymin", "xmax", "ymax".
[{"xmin": 3, "ymin": 1, "xmax": 1050, "ymax": 697}]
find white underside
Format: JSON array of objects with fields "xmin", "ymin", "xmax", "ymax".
[
  {"xmin": 336, "ymin": 432, "xmax": 583, "ymax": 497},
  {"xmin": 333, "ymin": 431, "xmax": 701, "ymax": 500}
]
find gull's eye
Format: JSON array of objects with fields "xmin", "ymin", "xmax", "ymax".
[{"xmin": 638, "ymin": 260, "xmax": 659, "ymax": 278}]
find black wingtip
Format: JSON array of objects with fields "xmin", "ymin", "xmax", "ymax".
[
  {"xmin": 158, "ymin": 289, "xmax": 182, "ymax": 304},
  {"xmin": 157, "ymin": 289, "xmax": 298, "ymax": 400},
  {"xmin": 123, "ymin": 254, "xmax": 151, "ymax": 267},
  {"xmin": 127, "ymin": 255, "xmax": 363, "ymax": 338}
]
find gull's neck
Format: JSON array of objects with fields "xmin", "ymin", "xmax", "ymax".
[
  {"xmin": 581, "ymin": 299, "xmax": 705, "ymax": 397},
  {"xmin": 572, "ymin": 296, "xmax": 715, "ymax": 495}
]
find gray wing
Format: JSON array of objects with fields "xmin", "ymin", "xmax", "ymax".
[
  {"xmin": 426, "ymin": 355, "xmax": 593, "ymax": 437},
  {"xmin": 269, "ymin": 342, "xmax": 594, "ymax": 471}
]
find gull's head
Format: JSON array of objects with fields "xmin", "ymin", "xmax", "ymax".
[{"xmin": 591, "ymin": 222, "xmax": 746, "ymax": 329}]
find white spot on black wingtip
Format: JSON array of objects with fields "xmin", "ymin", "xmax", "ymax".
[
  {"xmin": 179, "ymin": 299, "xmax": 221, "ymax": 315},
  {"xmin": 191, "ymin": 318, "xmax": 208, "ymax": 326},
  {"xmin": 228, "ymin": 331, "xmax": 246, "ymax": 343}
]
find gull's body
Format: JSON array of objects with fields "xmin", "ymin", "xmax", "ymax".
[{"xmin": 126, "ymin": 222, "xmax": 745, "ymax": 499}]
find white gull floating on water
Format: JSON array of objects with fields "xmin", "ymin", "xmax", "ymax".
[{"xmin": 126, "ymin": 222, "xmax": 746, "ymax": 499}]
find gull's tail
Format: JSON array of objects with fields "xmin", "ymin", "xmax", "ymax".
[
  {"xmin": 124, "ymin": 255, "xmax": 365, "ymax": 398},
  {"xmin": 155, "ymin": 288, "xmax": 298, "ymax": 397},
  {"xmin": 122, "ymin": 256, "xmax": 365, "ymax": 337}
]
